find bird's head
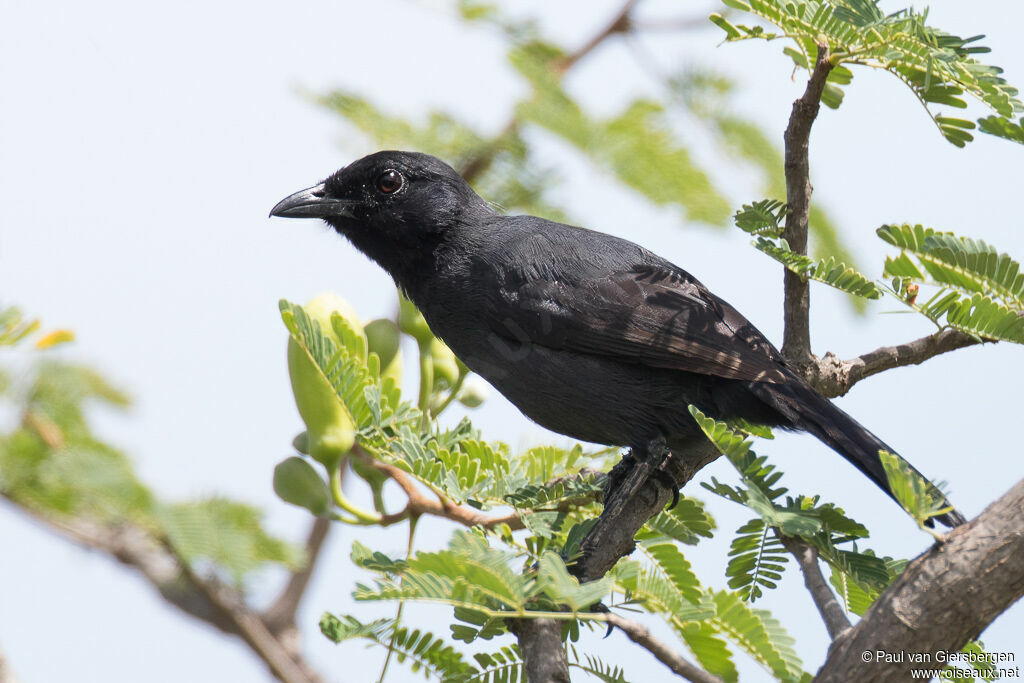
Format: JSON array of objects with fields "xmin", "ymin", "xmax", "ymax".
[{"xmin": 270, "ymin": 151, "xmax": 491, "ymax": 278}]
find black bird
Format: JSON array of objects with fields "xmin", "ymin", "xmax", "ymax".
[{"xmin": 271, "ymin": 150, "xmax": 965, "ymax": 528}]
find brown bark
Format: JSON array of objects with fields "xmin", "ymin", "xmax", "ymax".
[
  {"xmin": 781, "ymin": 43, "xmax": 833, "ymax": 368},
  {"xmin": 507, "ymin": 619, "xmax": 571, "ymax": 683},
  {"xmin": 816, "ymin": 479, "xmax": 1024, "ymax": 682}
]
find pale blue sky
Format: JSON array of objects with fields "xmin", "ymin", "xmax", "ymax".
[{"xmin": 2, "ymin": 1, "xmax": 1022, "ymax": 681}]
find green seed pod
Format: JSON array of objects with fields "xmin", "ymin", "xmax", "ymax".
[
  {"xmin": 364, "ymin": 318, "xmax": 403, "ymax": 385},
  {"xmin": 457, "ymin": 375, "xmax": 490, "ymax": 408},
  {"xmin": 273, "ymin": 456, "xmax": 330, "ymax": 516},
  {"xmin": 287, "ymin": 293, "xmax": 362, "ymax": 467},
  {"xmin": 398, "ymin": 293, "xmax": 434, "ymax": 345},
  {"xmin": 430, "ymin": 338, "xmax": 460, "ymax": 388},
  {"xmin": 305, "ymin": 293, "xmax": 364, "ymax": 341}
]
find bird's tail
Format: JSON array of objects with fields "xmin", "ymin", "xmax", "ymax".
[{"xmin": 749, "ymin": 379, "xmax": 966, "ymax": 528}]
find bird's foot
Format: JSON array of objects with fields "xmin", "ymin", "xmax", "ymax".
[
  {"xmin": 604, "ymin": 439, "xmax": 679, "ymax": 509},
  {"xmin": 586, "ymin": 601, "xmax": 616, "ymax": 638},
  {"xmin": 652, "ymin": 468, "xmax": 681, "ymax": 511}
]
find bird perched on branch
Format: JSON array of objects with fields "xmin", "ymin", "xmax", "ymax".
[{"xmin": 271, "ymin": 150, "xmax": 965, "ymax": 528}]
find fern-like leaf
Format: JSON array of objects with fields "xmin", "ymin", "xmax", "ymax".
[
  {"xmin": 568, "ymin": 648, "xmax": 631, "ymax": 683},
  {"xmin": 320, "ymin": 613, "xmax": 477, "ymax": 680},
  {"xmin": 879, "ymin": 451, "xmax": 955, "ymax": 530},
  {"xmin": 712, "ymin": 0, "xmax": 1024, "ymax": 147},
  {"xmin": 754, "ymin": 237, "xmax": 881, "ymax": 299},
  {"xmin": 711, "ymin": 591, "xmax": 806, "ymax": 682},
  {"xmin": 734, "ymin": 199, "xmax": 789, "ymax": 237},
  {"xmin": 726, "ymin": 519, "xmax": 789, "ymax": 601},
  {"xmin": 158, "ymin": 498, "xmax": 302, "ymax": 585},
  {"xmin": 879, "ymin": 224, "xmax": 1024, "ymax": 308},
  {"xmin": 640, "ymin": 496, "xmax": 716, "ymax": 546},
  {"xmin": 467, "ymin": 646, "xmax": 525, "ymax": 683}
]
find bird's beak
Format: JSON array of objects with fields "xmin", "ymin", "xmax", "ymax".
[{"xmin": 269, "ymin": 183, "xmax": 357, "ymax": 219}]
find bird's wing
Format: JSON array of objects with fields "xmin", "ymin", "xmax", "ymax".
[{"xmin": 485, "ymin": 249, "xmax": 789, "ymax": 384}]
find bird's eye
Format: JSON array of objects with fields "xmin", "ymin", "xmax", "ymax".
[{"xmin": 376, "ymin": 170, "xmax": 404, "ymax": 194}]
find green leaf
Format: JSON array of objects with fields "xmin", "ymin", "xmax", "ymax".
[
  {"xmin": 0, "ymin": 306, "xmax": 40, "ymax": 346},
  {"xmin": 512, "ymin": 45, "xmax": 732, "ymax": 225},
  {"xmin": 878, "ymin": 225, "xmax": 1024, "ymax": 343},
  {"xmin": 718, "ymin": 0, "xmax": 1024, "ymax": 147},
  {"xmin": 159, "ymin": 498, "xmax": 302, "ymax": 585},
  {"xmin": 879, "ymin": 451, "xmax": 954, "ymax": 529},
  {"xmin": 641, "ymin": 496, "xmax": 716, "ymax": 546},
  {"xmin": 503, "ymin": 472, "xmax": 604, "ymax": 510},
  {"xmin": 354, "ymin": 531, "xmax": 533, "ymax": 612},
  {"xmin": 979, "ymin": 115, "xmax": 1024, "ymax": 145},
  {"xmin": 569, "ymin": 649, "xmax": 631, "ymax": 683},
  {"xmin": 725, "ymin": 519, "xmax": 789, "ymax": 601},
  {"xmin": 754, "ymin": 237, "xmax": 881, "ymax": 299},
  {"xmin": 537, "ymin": 552, "xmax": 613, "ymax": 612},
  {"xmin": 880, "ymin": 224, "xmax": 1024, "ymax": 308},
  {"xmin": 709, "ymin": 13, "xmax": 743, "ymax": 40},
  {"xmin": 640, "ymin": 541, "xmax": 703, "ymax": 606},
  {"xmin": 470, "ymin": 646, "xmax": 526, "ymax": 682},
  {"xmin": 711, "ymin": 591, "xmax": 806, "ymax": 681},
  {"xmin": 692, "ymin": 406, "xmax": 787, "ymax": 502},
  {"xmin": 320, "ymin": 613, "xmax": 477, "ymax": 680},
  {"xmin": 734, "ymin": 199, "xmax": 788, "ymax": 237},
  {"xmin": 828, "ymin": 553, "xmax": 907, "ymax": 615},
  {"xmin": 280, "ymin": 299, "xmax": 408, "ymax": 435},
  {"xmin": 316, "ymin": 91, "xmax": 568, "ymax": 221}
]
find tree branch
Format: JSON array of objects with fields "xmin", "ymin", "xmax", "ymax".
[
  {"xmin": 355, "ymin": 450, "xmax": 603, "ymax": 531},
  {"xmin": 0, "ymin": 494, "xmax": 237, "ymax": 632},
  {"xmin": 263, "ymin": 516, "xmax": 332, "ymax": 634},
  {"xmin": 777, "ymin": 534, "xmax": 850, "ymax": 640},
  {"xmin": 171, "ymin": 546, "xmax": 322, "ymax": 683},
  {"xmin": 816, "ymin": 478, "xmax": 1024, "ymax": 682},
  {"xmin": 0, "ymin": 495, "xmax": 324, "ymax": 683},
  {"xmin": 782, "ymin": 42, "xmax": 833, "ymax": 367},
  {"xmin": 804, "ymin": 329, "xmax": 980, "ymax": 398},
  {"xmin": 457, "ymin": 0, "xmax": 640, "ymax": 185},
  {"xmin": 554, "ymin": 0, "xmax": 639, "ymax": 74},
  {"xmin": 360, "ymin": 456, "xmax": 524, "ymax": 529},
  {"xmin": 604, "ymin": 613, "xmax": 726, "ymax": 683},
  {"xmin": 0, "ymin": 645, "xmax": 21, "ymax": 683},
  {"xmin": 574, "ymin": 440, "xmax": 720, "ymax": 583},
  {"xmin": 507, "ymin": 618, "xmax": 571, "ymax": 683}
]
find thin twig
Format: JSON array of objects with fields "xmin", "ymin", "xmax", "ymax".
[
  {"xmin": 781, "ymin": 42, "xmax": 833, "ymax": 367},
  {"xmin": 777, "ymin": 534, "xmax": 851, "ymax": 640},
  {"xmin": 605, "ymin": 613, "xmax": 726, "ymax": 683},
  {"xmin": 457, "ymin": 121, "xmax": 517, "ymax": 184},
  {"xmin": 361, "ymin": 457, "xmax": 524, "ymax": 529},
  {"xmin": 805, "ymin": 328, "xmax": 979, "ymax": 397},
  {"xmin": 378, "ymin": 515, "xmax": 419, "ymax": 683},
  {"xmin": 457, "ymin": 0, "xmax": 640, "ymax": 185},
  {"xmin": 358, "ymin": 455, "xmax": 603, "ymax": 530},
  {"xmin": 554, "ymin": 0, "xmax": 639, "ymax": 74}
]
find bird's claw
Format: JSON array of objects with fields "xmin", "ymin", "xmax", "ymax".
[
  {"xmin": 651, "ymin": 468, "xmax": 681, "ymax": 510},
  {"xmin": 586, "ymin": 601, "xmax": 616, "ymax": 638}
]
